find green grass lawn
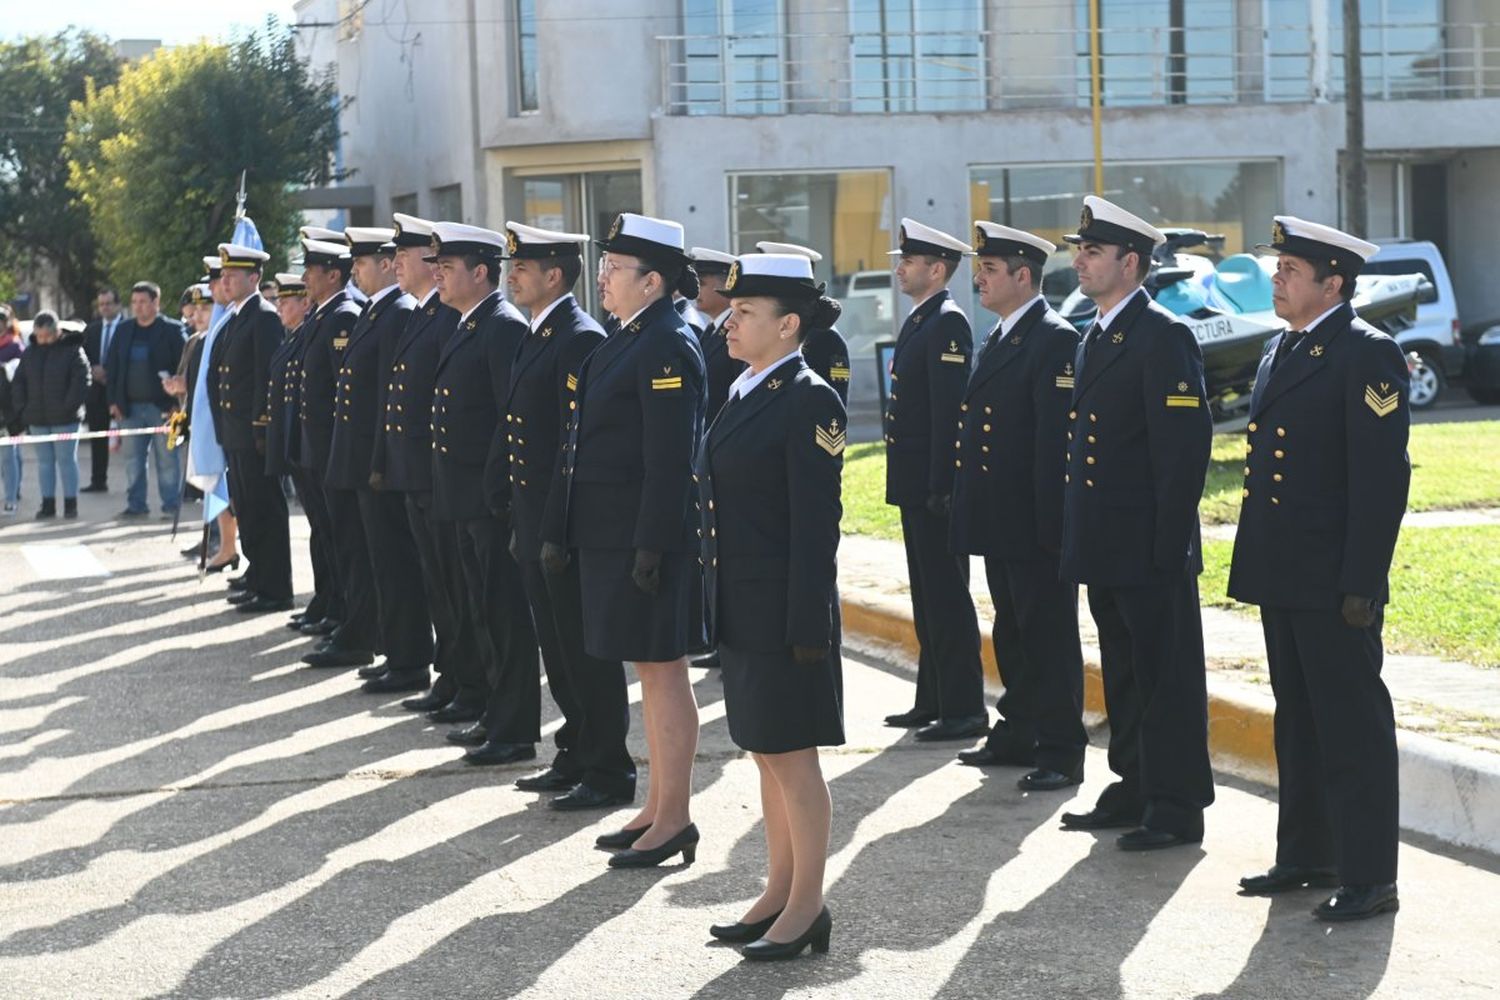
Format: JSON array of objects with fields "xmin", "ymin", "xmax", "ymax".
[{"xmin": 1201, "ymin": 526, "xmax": 1500, "ymax": 669}]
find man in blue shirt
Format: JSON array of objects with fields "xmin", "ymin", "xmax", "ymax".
[{"xmin": 106, "ymin": 281, "xmax": 186, "ymax": 517}]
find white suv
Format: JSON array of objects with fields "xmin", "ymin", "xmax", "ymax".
[{"xmin": 1365, "ymin": 241, "xmax": 1463, "ymax": 410}]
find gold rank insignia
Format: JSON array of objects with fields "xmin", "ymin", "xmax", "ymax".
[
  {"xmin": 426, "ymin": 306, "xmax": 436, "ymax": 316},
  {"xmin": 333, "ymin": 336, "xmax": 349, "ymax": 350},
  {"xmin": 1064, "ymin": 362, "xmax": 1074, "ymax": 375},
  {"xmin": 940, "ymin": 340, "xmax": 966, "ymax": 364},
  {"xmin": 542, "ymin": 326, "xmax": 553, "ymax": 339},
  {"xmin": 1111, "ymin": 331, "xmax": 1124, "ymax": 344},
  {"xmin": 828, "ymin": 360, "xmax": 851, "ymax": 382},
  {"xmin": 1055, "ymin": 370, "xmax": 1076, "ymax": 389},
  {"xmin": 767, "ymin": 378, "xmax": 783, "ymax": 391},
  {"xmin": 1165, "ymin": 394, "xmax": 1199, "ymax": 408},
  {"xmin": 566, "ymin": 373, "xmax": 578, "ymax": 391},
  {"xmin": 1365, "ymin": 382, "xmax": 1400, "ymax": 417},
  {"xmin": 651, "ymin": 374, "xmax": 683, "ymax": 391},
  {"xmin": 1010, "ymin": 335, "xmax": 1021, "ymax": 345},
  {"xmin": 815, "ymin": 418, "xmax": 846, "ymax": 457},
  {"xmin": 1272, "ymin": 219, "xmax": 1287, "ymax": 245},
  {"xmin": 466, "ymin": 320, "xmax": 477, "ymax": 330},
  {"xmin": 1178, "ymin": 381, "xmax": 1189, "ymax": 392},
  {"xmin": 1310, "ymin": 344, "xmax": 1324, "ymax": 357}
]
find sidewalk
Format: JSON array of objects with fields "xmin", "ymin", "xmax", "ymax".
[{"xmin": 838, "ymin": 533, "xmax": 1500, "ymax": 856}]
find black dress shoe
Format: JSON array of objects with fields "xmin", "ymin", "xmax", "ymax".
[
  {"xmin": 356, "ymin": 661, "xmax": 387, "ymax": 679},
  {"xmin": 608, "ymin": 823, "xmax": 699, "ymax": 868},
  {"xmin": 709, "ymin": 910, "xmax": 782, "ymax": 943},
  {"xmin": 741, "ymin": 907, "xmax": 832, "ymax": 961},
  {"xmin": 237, "ymin": 596, "xmax": 294, "ymax": 614},
  {"xmin": 914, "ymin": 715, "xmax": 988, "ymax": 742},
  {"xmin": 181, "ymin": 542, "xmax": 206, "ymax": 560},
  {"xmin": 550, "ymin": 784, "xmax": 631, "ymax": 811},
  {"xmin": 226, "ymin": 589, "xmax": 257, "ymax": 605},
  {"xmin": 362, "ymin": 668, "xmax": 429, "ymax": 694},
  {"xmin": 401, "ymin": 689, "xmax": 452, "ymax": 712},
  {"xmin": 80, "ymin": 482, "xmax": 108, "ymax": 493},
  {"xmin": 299, "ymin": 618, "xmax": 339, "ymax": 637},
  {"xmin": 301, "ymin": 648, "xmax": 374, "ymax": 668},
  {"xmin": 1238, "ymin": 864, "xmax": 1341, "ymax": 897},
  {"xmin": 1117, "ymin": 827, "xmax": 1201, "ymax": 851},
  {"xmin": 446, "ymin": 722, "xmax": 489, "ymax": 746},
  {"xmin": 463, "ymin": 741, "xmax": 537, "ymax": 766},
  {"xmin": 595, "ymin": 825, "xmax": 651, "ymax": 850},
  {"xmin": 1060, "ymin": 807, "xmax": 1141, "ymax": 831},
  {"xmin": 286, "ymin": 615, "xmax": 309, "ymax": 631},
  {"xmin": 957, "ymin": 745, "xmax": 1036, "ymax": 768},
  {"xmin": 1313, "ymin": 883, "xmax": 1399, "ymax": 922},
  {"xmin": 228, "ymin": 575, "xmax": 252, "ymax": 592},
  {"xmin": 427, "ymin": 700, "xmax": 485, "ymax": 724},
  {"xmin": 516, "ymin": 767, "xmax": 580, "ymax": 792},
  {"xmin": 692, "ymin": 651, "xmax": 721, "ymax": 669},
  {"xmin": 1018, "ymin": 768, "xmax": 1083, "ymax": 792},
  {"xmin": 884, "ymin": 707, "xmax": 938, "ymax": 728}
]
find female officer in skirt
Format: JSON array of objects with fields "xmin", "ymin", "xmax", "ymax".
[
  {"xmin": 539, "ymin": 213, "xmax": 708, "ymax": 868},
  {"xmin": 697, "ymin": 253, "xmax": 846, "ymax": 960}
]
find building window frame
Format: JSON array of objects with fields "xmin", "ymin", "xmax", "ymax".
[
  {"xmin": 849, "ymin": 0, "xmax": 988, "ymax": 114},
  {"xmin": 515, "ymin": 0, "xmax": 540, "ymax": 114}
]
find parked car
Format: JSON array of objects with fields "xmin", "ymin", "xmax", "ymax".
[
  {"xmin": 1463, "ymin": 320, "xmax": 1500, "ymax": 405},
  {"xmin": 1363, "ymin": 240, "xmax": 1464, "ymax": 410},
  {"xmin": 843, "ymin": 269, "xmax": 894, "ymax": 322}
]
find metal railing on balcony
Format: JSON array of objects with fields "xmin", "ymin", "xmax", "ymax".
[{"xmin": 656, "ymin": 22, "xmax": 1499, "ymax": 116}]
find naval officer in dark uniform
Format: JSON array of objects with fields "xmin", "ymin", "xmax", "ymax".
[
  {"xmin": 699, "ymin": 253, "xmax": 844, "ymax": 960},
  {"xmin": 501, "ymin": 221, "xmax": 635, "ymax": 811},
  {"xmin": 210, "ymin": 243, "xmax": 294, "ymax": 614},
  {"xmin": 374, "ymin": 213, "xmax": 477, "ymax": 719},
  {"xmin": 753, "ymin": 241, "xmax": 852, "ymax": 407},
  {"xmin": 295, "ymin": 240, "xmax": 363, "ymax": 651},
  {"xmin": 1059, "ymin": 196, "xmax": 1214, "ymax": 850},
  {"xmin": 881, "ymin": 218, "xmax": 987, "ymax": 742},
  {"xmin": 326, "ymin": 228, "xmax": 430, "ymax": 694},
  {"xmin": 688, "ymin": 246, "xmax": 742, "ymax": 421},
  {"xmin": 428, "ymin": 222, "xmax": 539, "ymax": 766},
  {"xmin": 951, "ymin": 222, "xmax": 1087, "ymax": 791},
  {"xmin": 1231, "ymin": 216, "xmax": 1408, "ymax": 922},
  {"xmin": 540, "ymin": 212, "xmax": 707, "ymax": 868}
]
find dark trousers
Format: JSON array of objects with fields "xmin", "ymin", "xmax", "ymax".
[
  {"xmin": 1263, "ymin": 605, "xmax": 1398, "ymax": 884},
  {"xmin": 226, "ymin": 447, "xmax": 292, "ymax": 601},
  {"xmin": 355, "ymin": 486, "xmax": 433, "ymax": 671},
  {"xmin": 404, "ymin": 492, "xmax": 476, "ymax": 693},
  {"xmin": 457, "ymin": 516, "xmax": 539, "ymax": 745},
  {"xmin": 290, "ymin": 466, "xmax": 342, "ymax": 623},
  {"xmin": 86, "ymin": 397, "xmax": 109, "ymax": 487},
  {"xmin": 327, "ymin": 486, "xmax": 378, "ymax": 652},
  {"xmin": 1087, "ymin": 577, "xmax": 1214, "ymax": 837},
  {"xmin": 899, "ymin": 505, "xmax": 985, "ymax": 719},
  {"xmin": 521, "ymin": 556, "xmax": 636, "ymax": 800},
  {"xmin": 982, "ymin": 554, "xmax": 1088, "ymax": 774}
]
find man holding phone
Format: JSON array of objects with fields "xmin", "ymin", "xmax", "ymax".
[{"xmin": 106, "ymin": 280, "xmax": 187, "ymax": 518}]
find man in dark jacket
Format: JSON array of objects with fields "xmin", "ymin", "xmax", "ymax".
[
  {"xmin": 81, "ymin": 287, "xmax": 123, "ymax": 492},
  {"xmin": 10, "ymin": 312, "xmax": 91, "ymax": 519},
  {"xmin": 106, "ymin": 282, "xmax": 185, "ymax": 517}
]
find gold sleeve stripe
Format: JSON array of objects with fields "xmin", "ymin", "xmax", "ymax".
[
  {"xmin": 1055, "ymin": 376, "xmax": 1076, "ymax": 388},
  {"xmin": 1165, "ymin": 395, "xmax": 1200, "ymax": 408},
  {"xmin": 1365, "ymin": 386, "xmax": 1399, "ymax": 416},
  {"xmin": 651, "ymin": 377, "xmax": 684, "ymax": 390},
  {"xmin": 828, "ymin": 367, "xmax": 851, "ymax": 380},
  {"xmin": 939, "ymin": 353, "xmax": 967, "ymax": 364},
  {"xmin": 566, "ymin": 374, "xmax": 578, "ymax": 391}
]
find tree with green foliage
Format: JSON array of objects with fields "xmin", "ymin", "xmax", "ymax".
[
  {"xmin": 66, "ymin": 23, "xmax": 344, "ymax": 303},
  {"xmin": 0, "ymin": 30, "xmax": 122, "ymax": 316}
]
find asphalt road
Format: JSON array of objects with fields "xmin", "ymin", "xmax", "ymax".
[{"xmin": 2, "ymin": 502, "xmax": 1499, "ymax": 999}]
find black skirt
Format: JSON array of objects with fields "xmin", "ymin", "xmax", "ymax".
[
  {"xmin": 719, "ymin": 640, "xmax": 845, "ymax": 754},
  {"xmin": 578, "ymin": 546, "xmax": 705, "ymax": 663}
]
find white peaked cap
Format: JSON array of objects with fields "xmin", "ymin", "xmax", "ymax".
[{"xmin": 755, "ymin": 240, "xmax": 823, "ymax": 262}]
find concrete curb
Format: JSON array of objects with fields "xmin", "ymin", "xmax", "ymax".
[{"xmin": 841, "ymin": 592, "xmax": 1500, "ymax": 857}]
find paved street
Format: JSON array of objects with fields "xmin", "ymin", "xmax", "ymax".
[{"xmin": 3, "ymin": 502, "xmax": 1500, "ymax": 999}]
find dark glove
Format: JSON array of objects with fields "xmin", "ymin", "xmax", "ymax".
[
  {"xmin": 631, "ymin": 548, "xmax": 663, "ymax": 597},
  {"xmin": 1341, "ymin": 594, "xmax": 1378, "ymax": 628},
  {"xmin": 540, "ymin": 541, "xmax": 570, "ymax": 577},
  {"xmin": 368, "ymin": 471, "xmax": 384, "ymax": 492},
  {"xmin": 925, "ymin": 493, "xmax": 952, "ymax": 518},
  {"xmin": 792, "ymin": 643, "xmax": 828, "ymax": 665}
]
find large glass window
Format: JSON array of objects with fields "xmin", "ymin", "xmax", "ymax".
[
  {"xmin": 968, "ymin": 159, "xmax": 1280, "ymax": 327},
  {"xmin": 515, "ymin": 0, "xmax": 539, "ymax": 113},
  {"xmin": 430, "ymin": 184, "xmax": 463, "ymax": 224},
  {"xmin": 1331, "ymin": 0, "xmax": 1445, "ymax": 100},
  {"xmin": 390, "ymin": 192, "xmax": 418, "ymax": 218},
  {"xmin": 850, "ymin": 0, "xmax": 986, "ymax": 112},
  {"xmin": 729, "ymin": 170, "xmax": 894, "ymax": 363},
  {"xmin": 679, "ymin": 0, "xmax": 783, "ymax": 115},
  {"xmin": 511, "ymin": 169, "xmax": 642, "ymax": 316},
  {"xmin": 1074, "ymin": 0, "xmax": 1237, "ymax": 105}
]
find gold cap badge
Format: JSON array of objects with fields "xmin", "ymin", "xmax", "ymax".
[
  {"xmin": 1080, "ymin": 204, "xmax": 1095, "ymax": 230},
  {"xmin": 725, "ymin": 260, "xmax": 740, "ymax": 291},
  {"xmin": 1272, "ymin": 220, "xmax": 1287, "ymax": 245}
]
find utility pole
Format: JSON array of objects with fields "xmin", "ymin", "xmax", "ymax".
[{"xmin": 1342, "ymin": 0, "xmax": 1367, "ymax": 237}]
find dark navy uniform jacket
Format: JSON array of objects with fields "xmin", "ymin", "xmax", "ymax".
[
  {"xmin": 264, "ymin": 316, "xmax": 311, "ymax": 476},
  {"xmin": 801, "ymin": 325, "xmax": 851, "ymax": 407},
  {"xmin": 542, "ymin": 295, "xmax": 706, "ymax": 554},
  {"xmin": 1228, "ymin": 303, "xmax": 1411, "ymax": 609},
  {"xmin": 326, "ymin": 287, "xmax": 416, "ymax": 491},
  {"xmin": 430, "ymin": 290, "xmax": 528, "ymax": 523},
  {"xmin": 950, "ymin": 299, "xmax": 1079, "ymax": 559},
  {"xmin": 676, "ymin": 296, "xmax": 709, "ymax": 337},
  {"xmin": 502, "ymin": 294, "xmax": 604, "ymax": 562},
  {"xmin": 372, "ymin": 293, "xmax": 459, "ymax": 494},
  {"xmin": 297, "ymin": 291, "xmax": 361, "ymax": 475},
  {"xmin": 698, "ymin": 311, "xmax": 744, "ymax": 420},
  {"xmin": 696, "ymin": 354, "xmax": 844, "ymax": 652},
  {"xmin": 882, "ymin": 289, "xmax": 973, "ymax": 507},
  {"xmin": 209, "ymin": 292, "xmax": 282, "ymax": 452},
  {"xmin": 1060, "ymin": 289, "xmax": 1212, "ymax": 587}
]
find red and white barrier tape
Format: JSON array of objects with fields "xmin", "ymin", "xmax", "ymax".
[{"xmin": 0, "ymin": 424, "xmax": 171, "ymax": 447}]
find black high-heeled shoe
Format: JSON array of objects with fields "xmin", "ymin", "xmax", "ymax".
[
  {"xmin": 709, "ymin": 909, "xmax": 782, "ymax": 943},
  {"xmin": 606, "ymin": 823, "xmax": 698, "ymax": 868},
  {"xmin": 595, "ymin": 824, "xmax": 652, "ymax": 850},
  {"xmin": 203, "ymin": 555, "xmax": 241, "ymax": 575},
  {"xmin": 741, "ymin": 907, "xmax": 831, "ymax": 961}
]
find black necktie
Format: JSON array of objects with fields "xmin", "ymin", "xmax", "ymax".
[
  {"xmin": 1272, "ymin": 331, "xmax": 1305, "ymax": 372},
  {"xmin": 1079, "ymin": 322, "xmax": 1103, "ymax": 373}
]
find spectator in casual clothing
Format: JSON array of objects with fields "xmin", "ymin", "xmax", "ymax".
[
  {"xmin": 9, "ymin": 311, "xmax": 90, "ymax": 519},
  {"xmin": 0, "ymin": 305, "xmax": 24, "ymax": 514},
  {"xmin": 106, "ymin": 281, "xmax": 186, "ymax": 518}
]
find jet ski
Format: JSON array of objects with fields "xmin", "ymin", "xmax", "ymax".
[{"xmin": 1057, "ymin": 229, "xmax": 1427, "ymax": 420}]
